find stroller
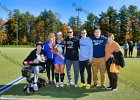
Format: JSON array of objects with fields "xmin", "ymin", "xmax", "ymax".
[{"xmin": 21, "ymin": 66, "xmax": 46, "ymax": 95}]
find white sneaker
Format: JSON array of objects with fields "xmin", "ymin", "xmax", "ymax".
[
  {"xmin": 56, "ymin": 82, "xmax": 59, "ymax": 88},
  {"xmin": 33, "ymin": 83, "xmax": 38, "ymax": 91},
  {"xmin": 74, "ymin": 84, "xmax": 78, "ymax": 87},
  {"xmin": 111, "ymin": 88, "xmax": 117, "ymax": 91},
  {"xmin": 67, "ymin": 80, "xmax": 73, "ymax": 86},
  {"xmin": 60, "ymin": 82, "xmax": 64, "ymax": 87}
]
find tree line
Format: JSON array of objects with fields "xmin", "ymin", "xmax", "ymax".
[{"xmin": 0, "ymin": 5, "xmax": 140, "ymax": 45}]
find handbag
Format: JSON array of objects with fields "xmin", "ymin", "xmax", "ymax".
[{"xmin": 110, "ymin": 59, "xmax": 120, "ymax": 74}]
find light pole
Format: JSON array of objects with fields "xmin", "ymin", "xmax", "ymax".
[{"xmin": 72, "ymin": 2, "xmax": 90, "ymax": 37}]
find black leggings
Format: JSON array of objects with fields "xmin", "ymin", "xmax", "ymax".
[
  {"xmin": 129, "ymin": 48, "xmax": 133, "ymax": 57},
  {"xmin": 46, "ymin": 58, "xmax": 55, "ymax": 81}
]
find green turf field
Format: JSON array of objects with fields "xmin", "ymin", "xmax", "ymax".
[{"xmin": 0, "ymin": 47, "xmax": 140, "ymax": 100}]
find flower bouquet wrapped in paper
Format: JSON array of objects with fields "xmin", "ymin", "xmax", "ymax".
[{"xmin": 51, "ymin": 43, "xmax": 64, "ymax": 60}]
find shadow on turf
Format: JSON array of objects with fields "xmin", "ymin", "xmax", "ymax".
[{"xmin": 1, "ymin": 83, "xmax": 110, "ymax": 99}]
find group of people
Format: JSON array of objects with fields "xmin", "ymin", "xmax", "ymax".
[
  {"xmin": 123, "ymin": 40, "xmax": 140, "ymax": 58},
  {"xmin": 23, "ymin": 27, "xmax": 124, "ymax": 92}
]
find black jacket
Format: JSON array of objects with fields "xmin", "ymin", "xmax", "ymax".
[
  {"xmin": 106, "ymin": 51, "xmax": 125, "ymax": 68},
  {"xmin": 23, "ymin": 49, "xmax": 47, "ymax": 68}
]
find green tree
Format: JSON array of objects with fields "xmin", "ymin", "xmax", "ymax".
[
  {"xmin": 118, "ymin": 5, "xmax": 129, "ymax": 42},
  {"xmin": 107, "ymin": 6, "xmax": 118, "ymax": 33},
  {"xmin": 128, "ymin": 5, "xmax": 139, "ymax": 42},
  {"xmin": 68, "ymin": 16, "xmax": 82, "ymax": 36},
  {"xmin": 99, "ymin": 12, "xmax": 109, "ymax": 37},
  {"xmin": 83, "ymin": 13, "xmax": 98, "ymax": 36},
  {"xmin": 5, "ymin": 17, "xmax": 17, "ymax": 44}
]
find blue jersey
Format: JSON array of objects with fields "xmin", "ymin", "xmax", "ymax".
[
  {"xmin": 90, "ymin": 36, "xmax": 107, "ymax": 58},
  {"xmin": 53, "ymin": 41, "xmax": 66, "ymax": 64},
  {"xmin": 137, "ymin": 44, "xmax": 140, "ymax": 50},
  {"xmin": 44, "ymin": 41, "xmax": 53, "ymax": 59}
]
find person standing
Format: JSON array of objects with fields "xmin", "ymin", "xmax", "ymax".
[
  {"xmin": 105, "ymin": 33, "xmax": 122, "ymax": 91},
  {"xmin": 44, "ymin": 33, "xmax": 55, "ymax": 85},
  {"xmin": 123, "ymin": 41, "xmax": 129, "ymax": 57},
  {"xmin": 137, "ymin": 40, "xmax": 140, "ymax": 57},
  {"xmin": 64, "ymin": 28, "xmax": 79, "ymax": 87},
  {"xmin": 90, "ymin": 27, "xmax": 107, "ymax": 88},
  {"xmin": 128, "ymin": 41, "xmax": 135, "ymax": 57},
  {"xmin": 51, "ymin": 32, "xmax": 66, "ymax": 88},
  {"xmin": 79, "ymin": 29, "xmax": 93, "ymax": 89}
]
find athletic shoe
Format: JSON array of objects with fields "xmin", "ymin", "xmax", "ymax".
[
  {"xmin": 60, "ymin": 82, "xmax": 64, "ymax": 87},
  {"xmin": 67, "ymin": 80, "xmax": 73, "ymax": 86},
  {"xmin": 79, "ymin": 83, "xmax": 85, "ymax": 88},
  {"xmin": 86, "ymin": 84, "xmax": 91, "ymax": 89},
  {"xmin": 55, "ymin": 82, "xmax": 59, "ymax": 88},
  {"xmin": 106, "ymin": 86, "xmax": 112, "ymax": 90},
  {"xmin": 52, "ymin": 80, "xmax": 55, "ymax": 85},
  {"xmin": 75, "ymin": 84, "xmax": 78, "ymax": 87},
  {"xmin": 48, "ymin": 80, "xmax": 52, "ymax": 85},
  {"xmin": 111, "ymin": 88, "xmax": 117, "ymax": 91},
  {"xmin": 33, "ymin": 83, "xmax": 38, "ymax": 91}
]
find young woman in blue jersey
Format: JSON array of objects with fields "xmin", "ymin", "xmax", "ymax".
[
  {"xmin": 44, "ymin": 33, "xmax": 55, "ymax": 85},
  {"xmin": 51, "ymin": 32, "xmax": 66, "ymax": 88}
]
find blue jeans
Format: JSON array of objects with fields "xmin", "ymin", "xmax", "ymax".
[
  {"xmin": 66, "ymin": 60, "xmax": 79, "ymax": 84},
  {"xmin": 26, "ymin": 66, "xmax": 43, "ymax": 83}
]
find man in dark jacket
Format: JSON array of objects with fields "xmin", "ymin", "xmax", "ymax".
[{"xmin": 23, "ymin": 41, "xmax": 47, "ymax": 91}]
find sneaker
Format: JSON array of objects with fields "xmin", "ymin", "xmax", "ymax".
[
  {"xmin": 106, "ymin": 86, "xmax": 112, "ymax": 90},
  {"xmin": 52, "ymin": 80, "xmax": 55, "ymax": 85},
  {"xmin": 48, "ymin": 80, "xmax": 52, "ymax": 85},
  {"xmin": 111, "ymin": 88, "xmax": 117, "ymax": 91},
  {"xmin": 74, "ymin": 84, "xmax": 78, "ymax": 87},
  {"xmin": 101, "ymin": 85, "xmax": 106, "ymax": 89},
  {"xmin": 67, "ymin": 80, "xmax": 73, "ymax": 86},
  {"xmin": 79, "ymin": 83, "xmax": 84, "ymax": 88},
  {"xmin": 60, "ymin": 82, "xmax": 64, "ymax": 87},
  {"xmin": 55, "ymin": 82, "xmax": 59, "ymax": 88},
  {"xmin": 86, "ymin": 84, "xmax": 91, "ymax": 89},
  {"xmin": 33, "ymin": 83, "xmax": 38, "ymax": 91}
]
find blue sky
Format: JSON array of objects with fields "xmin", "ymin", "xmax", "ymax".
[{"xmin": 0, "ymin": 0, "xmax": 140, "ymax": 24}]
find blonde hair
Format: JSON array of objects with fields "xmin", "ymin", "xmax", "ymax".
[
  {"xmin": 108, "ymin": 33, "xmax": 115, "ymax": 40},
  {"xmin": 48, "ymin": 33, "xmax": 55, "ymax": 41}
]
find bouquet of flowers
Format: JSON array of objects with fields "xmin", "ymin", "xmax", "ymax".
[{"xmin": 51, "ymin": 43, "xmax": 64, "ymax": 60}]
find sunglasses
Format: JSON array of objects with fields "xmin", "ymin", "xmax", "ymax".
[{"xmin": 68, "ymin": 31, "xmax": 72, "ymax": 33}]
